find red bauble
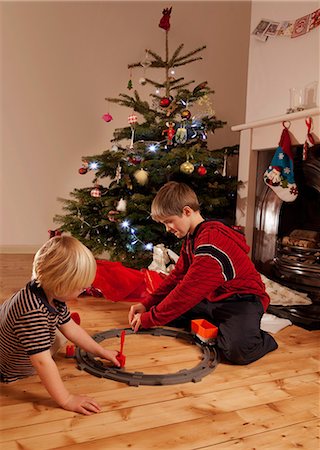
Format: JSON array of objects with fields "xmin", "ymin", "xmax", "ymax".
[
  {"xmin": 78, "ymin": 167, "xmax": 88, "ymax": 175},
  {"xmin": 160, "ymin": 97, "xmax": 171, "ymax": 108},
  {"xmin": 197, "ymin": 164, "xmax": 207, "ymax": 176},
  {"xmin": 102, "ymin": 113, "xmax": 113, "ymax": 122},
  {"xmin": 128, "ymin": 155, "xmax": 142, "ymax": 165}
]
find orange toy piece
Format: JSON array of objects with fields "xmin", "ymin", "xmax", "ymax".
[{"xmin": 191, "ymin": 319, "xmax": 218, "ymax": 343}]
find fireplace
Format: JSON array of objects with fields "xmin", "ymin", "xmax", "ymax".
[
  {"xmin": 252, "ymin": 144, "xmax": 320, "ymax": 292},
  {"xmin": 232, "ymin": 108, "xmax": 320, "ymax": 329}
]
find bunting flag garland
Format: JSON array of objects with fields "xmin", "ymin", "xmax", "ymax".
[{"xmin": 252, "ymin": 8, "xmax": 320, "ymax": 41}]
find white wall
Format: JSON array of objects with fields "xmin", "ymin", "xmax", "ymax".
[
  {"xmin": 0, "ymin": 1, "xmax": 251, "ymax": 252},
  {"xmin": 246, "ymin": 0, "xmax": 320, "ymax": 122}
]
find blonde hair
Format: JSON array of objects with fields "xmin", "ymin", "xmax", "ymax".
[
  {"xmin": 151, "ymin": 181, "xmax": 200, "ymax": 221},
  {"xmin": 32, "ymin": 235, "xmax": 96, "ymax": 297}
]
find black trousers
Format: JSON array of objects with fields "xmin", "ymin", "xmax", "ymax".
[{"xmin": 168, "ymin": 294, "xmax": 278, "ymax": 365}]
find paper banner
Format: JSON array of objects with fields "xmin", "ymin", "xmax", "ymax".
[{"xmin": 252, "ymin": 8, "xmax": 319, "ymax": 41}]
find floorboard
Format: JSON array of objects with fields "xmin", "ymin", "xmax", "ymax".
[{"xmin": 0, "ymin": 254, "xmax": 319, "ymax": 449}]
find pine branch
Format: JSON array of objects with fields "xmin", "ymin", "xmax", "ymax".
[
  {"xmin": 106, "ymin": 94, "xmax": 135, "ymax": 108},
  {"xmin": 174, "ymin": 57, "xmax": 203, "ymax": 67},
  {"xmin": 146, "ymin": 49, "xmax": 164, "ymax": 63},
  {"xmin": 144, "ymin": 78, "xmax": 165, "ymax": 88},
  {"xmin": 128, "ymin": 48, "xmax": 165, "ymax": 69},
  {"xmin": 168, "ymin": 43, "xmax": 184, "ymax": 66},
  {"xmin": 171, "ymin": 80, "xmax": 195, "ymax": 91},
  {"xmin": 128, "ymin": 61, "xmax": 165, "ymax": 69},
  {"xmin": 174, "ymin": 45, "xmax": 206, "ymax": 63},
  {"xmin": 168, "ymin": 77, "xmax": 185, "ymax": 86}
]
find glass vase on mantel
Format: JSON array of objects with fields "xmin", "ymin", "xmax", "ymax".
[{"xmin": 287, "ymin": 87, "xmax": 304, "ymax": 114}]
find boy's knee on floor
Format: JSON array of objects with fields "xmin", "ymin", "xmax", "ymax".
[
  {"xmin": 218, "ymin": 331, "xmax": 278, "ymax": 365},
  {"xmin": 217, "ymin": 336, "xmax": 249, "ymax": 365},
  {"xmin": 222, "ymin": 345, "xmax": 251, "ymax": 365}
]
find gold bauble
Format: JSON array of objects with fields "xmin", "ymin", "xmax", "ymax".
[
  {"xmin": 180, "ymin": 161, "xmax": 194, "ymax": 174},
  {"xmin": 134, "ymin": 168, "xmax": 149, "ymax": 185}
]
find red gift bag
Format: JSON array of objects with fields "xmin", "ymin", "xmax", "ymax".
[{"xmin": 92, "ymin": 260, "xmax": 166, "ymax": 302}]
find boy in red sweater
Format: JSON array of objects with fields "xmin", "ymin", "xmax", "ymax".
[{"xmin": 129, "ymin": 181, "xmax": 277, "ymax": 365}]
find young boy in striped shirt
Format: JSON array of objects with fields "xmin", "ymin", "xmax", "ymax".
[
  {"xmin": 0, "ymin": 236, "xmax": 120, "ymax": 415},
  {"xmin": 129, "ymin": 181, "xmax": 278, "ymax": 365}
]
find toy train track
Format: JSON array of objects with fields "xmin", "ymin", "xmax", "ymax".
[{"xmin": 75, "ymin": 327, "xmax": 219, "ymax": 386}]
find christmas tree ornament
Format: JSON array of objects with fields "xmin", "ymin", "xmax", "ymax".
[
  {"xmin": 159, "ymin": 7, "xmax": 172, "ymax": 31},
  {"xmin": 175, "ymin": 126, "xmax": 187, "ymax": 144},
  {"xmin": 128, "ymin": 114, "xmax": 138, "ymax": 125},
  {"xmin": 115, "ymin": 163, "xmax": 122, "ymax": 184},
  {"xmin": 127, "ymin": 69, "xmax": 133, "ymax": 90},
  {"xmin": 222, "ymin": 150, "xmax": 228, "ymax": 177},
  {"xmin": 134, "ymin": 168, "xmax": 149, "ymax": 185},
  {"xmin": 90, "ymin": 186, "xmax": 101, "ymax": 198},
  {"xmin": 79, "ymin": 159, "xmax": 89, "ymax": 174},
  {"xmin": 128, "ymin": 114, "xmax": 138, "ymax": 149},
  {"xmin": 180, "ymin": 158, "xmax": 194, "ymax": 174},
  {"xmin": 141, "ymin": 50, "xmax": 152, "ymax": 68},
  {"xmin": 181, "ymin": 109, "xmax": 191, "ymax": 120},
  {"xmin": 102, "ymin": 113, "xmax": 113, "ymax": 123},
  {"xmin": 197, "ymin": 164, "xmax": 207, "ymax": 176},
  {"xmin": 139, "ymin": 77, "xmax": 147, "ymax": 86},
  {"xmin": 128, "ymin": 155, "xmax": 142, "ymax": 165},
  {"xmin": 197, "ymin": 94, "xmax": 215, "ymax": 115},
  {"xmin": 116, "ymin": 198, "xmax": 127, "ymax": 212},
  {"xmin": 160, "ymin": 97, "xmax": 172, "ymax": 108},
  {"xmin": 166, "ymin": 100, "xmax": 178, "ymax": 116},
  {"xmin": 107, "ymin": 210, "xmax": 120, "ymax": 222},
  {"xmin": 124, "ymin": 174, "xmax": 133, "ymax": 190},
  {"xmin": 193, "ymin": 81, "xmax": 208, "ymax": 94},
  {"xmin": 162, "ymin": 121, "xmax": 175, "ymax": 146},
  {"xmin": 263, "ymin": 122, "xmax": 298, "ymax": 202},
  {"xmin": 78, "ymin": 167, "xmax": 87, "ymax": 175}
]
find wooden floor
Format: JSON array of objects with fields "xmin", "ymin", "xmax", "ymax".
[{"xmin": 0, "ymin": 254, "xmax": 319, "ymax": 449}]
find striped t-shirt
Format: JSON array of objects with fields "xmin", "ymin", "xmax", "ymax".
[{"xmin": 0, "ymin": 281, "xmax": 70, "ymax": 383}]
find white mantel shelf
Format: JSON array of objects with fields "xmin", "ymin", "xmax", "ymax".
[
  {"xmin": 231, "ymin": 107, "xmax": 320, "ymax": 254},
  {"xmin": 231, "ymin": 107, "xmax": 320, "ymax": 132}
]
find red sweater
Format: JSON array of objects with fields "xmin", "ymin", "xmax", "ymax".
[{"xmin": 140, "ymin": 221, "xmax": 270, "ymax": 329}]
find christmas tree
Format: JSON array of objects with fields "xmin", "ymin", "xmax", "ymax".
[{"xmin": 54, "ymin": 7, "xmax": 239, "ymax": 268}]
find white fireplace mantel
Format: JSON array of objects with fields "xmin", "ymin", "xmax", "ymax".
[{"xmin": 231, "ymin": 107, "xmax": 320, "ymax": 254}]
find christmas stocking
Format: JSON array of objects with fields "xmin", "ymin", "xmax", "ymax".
[{"xmin": 263, "ymin": 126, "xmax": 298, "ymax": 202}]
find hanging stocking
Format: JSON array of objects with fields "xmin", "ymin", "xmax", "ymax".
[
  {"xmin": 303, "ymin": 117, "xmax": 315, "ymax": 161},
  {"xmin": 263, "ymin": 122, "xmax": 298, "ymax": 202}
]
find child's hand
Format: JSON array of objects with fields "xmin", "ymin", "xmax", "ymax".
[
  {"xmin": 130, "ymin": 313, "xmax": 142, "ymax": 333},
  {"xmin": 99, "ymin": 348, "xmax": 120, "ymax": 367},
  {"xmin": 61, "ymin": 394, "xmax": 102, "ymax": 415},
  {"xmin": 128, "ymin": 303, "xmax": 146, "ymax": 325}
]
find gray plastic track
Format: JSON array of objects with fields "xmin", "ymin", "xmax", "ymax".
[{"xmin": 75, "ymin": 327, "xmax": 219, "ymax": 386}]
